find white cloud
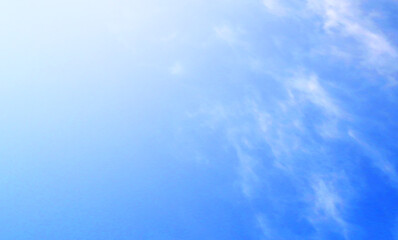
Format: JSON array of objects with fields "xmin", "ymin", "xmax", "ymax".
[
  {"xmin": 193, "ymin": 72, "xmax": 352, "ymax": 238},
  {"xmin": 348, "ymin": 130, "xmax": 398, "ymax": 185},
  {"xmin": 289, "ymin": 74, "xmax": 341, "ymax": 118},
  {"xmin": 310, "ymin": 178, "xmax": 349, "ymax": 238},
  {"xmin": 307, "ymin": 0, "xmax": 397, "ymax": 68},
  {"xmin": 187, "ymin": 1, "xmax": 398, "ymax": 238},
  {"xmin": 312, "ymin": 179, "xmax": 344, "ymax": 222}
]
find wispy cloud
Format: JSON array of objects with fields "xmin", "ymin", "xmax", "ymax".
[
  {"xmin": 214, "ymin": 24, "xmax": 248, "ymax": 48},
  {"xmin": 288, "ymin": 73, "xmax": 342, "ymax": 118},
  {"xmin": 192, "ymin": 71, "xmax": 353, "ymax": 237},
  {"xmin": 307, "ymin": 0, "xmax": 397, "ymax": 71},
  {"xmin": 235, "ymin": 145, "xmax": 260, "ymax": 198},
  {"xmin": 310, "ymin": 178, "xmax": 349, "ymax": 238},
  {"xmin": 262, "ymin": 0, "xmax": 286, "ymax": 16},
  {"xmin": 348, "ymin": 130, "xmax": 398, "ymax": 185},
  {"xmin": 256, "ymin": 214, "xmax": 280, "ymax": 240},
  {"xmin": 188, "ymin": 2, "xmax": 398, "ymax": 238}
]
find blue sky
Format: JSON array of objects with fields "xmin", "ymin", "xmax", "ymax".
[{"xmin": 1, "ymin": 0, "xmax": 398, "ymax": 239}]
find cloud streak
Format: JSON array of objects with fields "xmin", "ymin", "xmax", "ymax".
[
  {"xmin": 188, "ymin": 0, "xmax": 398, "ymax": 238},
  {"xmin": 308, "ymin": 0, "xmax": 398, "ymax": 72}
]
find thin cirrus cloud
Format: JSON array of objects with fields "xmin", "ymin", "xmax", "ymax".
[
  {"xmin": 307, "ymin": 0, "xmax": 398, "ymax": 71},
  {"xmin": 192, "ymin": 0, "xmax": 398, "ymax": 239},
  {"xmin": 261, "ymin": 0, "xmax": 398, "ymax": 75}
]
